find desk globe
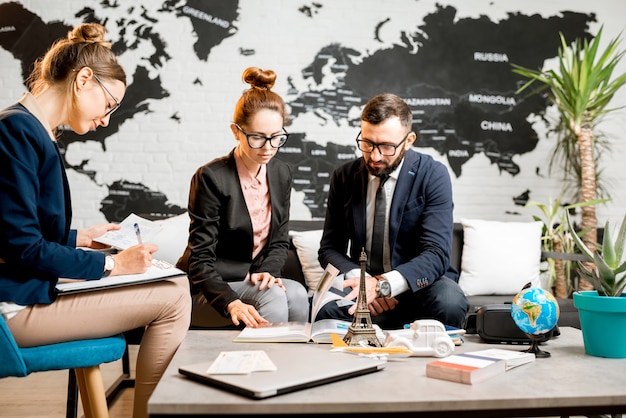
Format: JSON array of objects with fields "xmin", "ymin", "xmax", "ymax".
[{"xmin": 510, "ymin": 286, "xmax": 560, "ymax": 358}]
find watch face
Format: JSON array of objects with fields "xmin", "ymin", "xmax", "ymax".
[
  {"xmin": 105, "ymin": 256, "xmax": 115, "ymax": 271},
  {"xmin": 378, "ymin": 279, "xmax": 391, "ymax": 297}
]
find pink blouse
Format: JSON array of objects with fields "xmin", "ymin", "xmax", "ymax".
[{"xmin": 235, "ymin": 155, "xmax": 271, "ymax": 260}]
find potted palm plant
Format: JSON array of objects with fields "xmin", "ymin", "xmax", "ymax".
[
  {"xmin": 567, "ymin": 212, "xmax": 626, "ymax": 358},
  {"xmin": 512, "ymin": 26, "xmax": 626, "ymax": 291}
]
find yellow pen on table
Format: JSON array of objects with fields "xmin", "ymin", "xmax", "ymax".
[{"xmin": 134, "ymin": 223, "xmax": 143, "ymax": 244}]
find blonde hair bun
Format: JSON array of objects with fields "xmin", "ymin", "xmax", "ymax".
[{"xmin": 68, "ymin": 23, "xmax": 112, "ymax": 49}]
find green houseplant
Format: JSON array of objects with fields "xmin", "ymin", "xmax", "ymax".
[
  {"xmin": 567, "ymin": 212, "xmax": 626, "ymax": 358},
  {"xmin": 569, "ymin": 213, "xmax": 626, "ymax": 297},
  {"xmin": 526, "ymin": 194, "xmax": 607, "ymax": 298},
  {"xmin": 512, "ymin": 26, "xmax": 626, "ymax": 290}
]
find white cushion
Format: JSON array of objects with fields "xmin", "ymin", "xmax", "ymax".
[
  {"xmin": 458, "ymin": 219, "xmax": 543, "ymax": 296},
  {"xmin": 289, "ymin": 229, "xmax": 324, "ymax": 290},
  {"xmin": 152, "ymin": 213, "xmax": 190, "ymax": 265}
]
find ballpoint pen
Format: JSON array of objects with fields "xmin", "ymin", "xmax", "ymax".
[{"xmin": 134, "ymin": 223, "xmax": 143, "ymax": 244}]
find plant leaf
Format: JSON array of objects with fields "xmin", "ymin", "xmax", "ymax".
[
  {"xmin": 567, "ymin": 212, "xmax": 594, "ymax": 260},
  {"xmin": 614, "ymin": 213, "xmax": 626, "ymax": 263},
  {"xmin": 594, "ymin": 252, "xmax": 615, "ymax": 288},
  {"xmin": 602, "ymin": 219, "xmax": 617, "ymax": 268}
]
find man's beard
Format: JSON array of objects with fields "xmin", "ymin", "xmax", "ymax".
[{"xmin": 366, "ymin": 146, "xmax": 406, "ymax": 177}]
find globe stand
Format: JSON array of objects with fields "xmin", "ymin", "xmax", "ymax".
[{"xmin": 522, "ymin": 334, "xmax": 550, "ymax": 358}]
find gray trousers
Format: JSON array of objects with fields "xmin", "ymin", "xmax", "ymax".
[{"xmin": 194, "ymin": 278, "xmax": 309, "ymax": 324}]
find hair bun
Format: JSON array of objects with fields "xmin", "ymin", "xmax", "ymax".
[
  {"xmin": 68, "ymin": 23, "xmax": 112, "ymax": 49},
  {"xmin": 242, "ymin": 67, "xmax": 276, "ymax": 91}
]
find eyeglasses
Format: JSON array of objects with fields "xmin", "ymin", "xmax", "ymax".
[
  {"xmin": 235, "ymin": 124, "xmax": 289, "ymax": 149},
  {"xmin": 92, "ymin": 74, "xmax": 121, "ymax": 117},
  {"xmin": 356, "ymin": 131, "xmax": 411, "ymax": 156}
]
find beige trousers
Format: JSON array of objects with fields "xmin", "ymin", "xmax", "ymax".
[{"xmin": 7, "ymin": 275, "xmax": 192, "ymax": 418}]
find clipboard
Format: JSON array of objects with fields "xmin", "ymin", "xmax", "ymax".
[{"xmin": 56, "ymin": 261, "xmax": 185, "ymax": 295}]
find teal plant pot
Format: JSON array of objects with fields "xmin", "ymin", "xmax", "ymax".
[{"xmin": 573, "ymin": 291, "xmax": 626, "ymax": 358}]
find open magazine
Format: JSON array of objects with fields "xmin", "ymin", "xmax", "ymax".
[
  {"xmin": 93, "ymin": 213, "xmax": 163, "ymax": 250},
  {"xmin": 233, "ymin": 264, "xmax": 384, "ymax": 344}
]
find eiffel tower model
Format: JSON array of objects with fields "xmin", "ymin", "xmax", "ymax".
[{"xmin": 343, "ymin": 248, "xmax": 382, "ymax": 347}]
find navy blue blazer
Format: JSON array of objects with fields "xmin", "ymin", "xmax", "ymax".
[
  {"xmin": 0, "ymin": 103, "xmax": 105, "ymax": 306},
  {"xmin": 318, "ymin": 148, "xmax": 458, "ymax": 294},
  {"xmin": 176, "ymin": 150, "xmax": 292, "ymax": 315}
]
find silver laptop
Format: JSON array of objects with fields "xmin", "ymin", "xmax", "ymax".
[{"xmin": 178, "ymin": 345, "xmax": 386, "ymax": 399}]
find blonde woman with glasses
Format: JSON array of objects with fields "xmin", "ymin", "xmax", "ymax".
[{"xmin": 0, "ymin": 23, "xmax": 191, "ymax": 418}]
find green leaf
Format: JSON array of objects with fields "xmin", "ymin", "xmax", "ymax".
[
  {"xmin": 615, "ymin": 261, "xmax": 626, "ymax": 276},
  {"xmin": 602, "ymin": 219, "xmax": 617, "ymax": 267},
  {"xmin": 567, "ymin": 212, "xmax": 594, "ymax": 260},
  {"xmin": 614, "ymin": 273, "xmax": 626, "ymax": 295},
  {"xmin": 594, "ymin": 252, "xmax": 615, "ymax": 287},
  {"xmin": 614, "ymin": 213, "xmax": 626, "ymax": 263}
]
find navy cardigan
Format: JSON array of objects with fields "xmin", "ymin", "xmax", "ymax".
[{"xmin": 0, "ymin": 103, "xmax": 104, "ymax": 305}]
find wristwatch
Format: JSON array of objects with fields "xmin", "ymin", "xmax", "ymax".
[
  {"xmin": 375, "ymin": 276, "xmax": 392, "ymax": 298},
  {"xmin": 103, "ymin": 255, "xmax": 115, "ymax": 277}
]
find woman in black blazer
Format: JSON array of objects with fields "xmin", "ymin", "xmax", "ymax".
[{"xmin": 177, "ymin": 67, "xmax": 309, "ymax": 328}]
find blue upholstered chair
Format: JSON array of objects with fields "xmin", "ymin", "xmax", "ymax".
[{"xmin": 0, "ymin": 314, "xmax": 126, "ymax": 418}]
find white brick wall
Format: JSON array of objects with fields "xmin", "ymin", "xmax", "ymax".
[{"xmin": 2, "ymin": 0, "xmax": 625, "ymax": 229}]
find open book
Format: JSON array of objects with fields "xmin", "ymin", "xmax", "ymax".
[{"xmin": 234, "ymin": 264, "xmax": 384, "ymax": 344}]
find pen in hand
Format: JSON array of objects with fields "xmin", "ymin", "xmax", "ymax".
[{"xmin": 134, "ymin": 223, "xmax": 143, "ymax": 244}]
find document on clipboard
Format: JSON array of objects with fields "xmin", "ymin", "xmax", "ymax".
[{"xmin": 56, "ymin": 261, "xmax": 185, "ymax": 295}]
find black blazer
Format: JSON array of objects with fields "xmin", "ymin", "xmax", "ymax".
[{"xmin": 177, "ymin": 150, "xmax": 292, "ymax": 315}]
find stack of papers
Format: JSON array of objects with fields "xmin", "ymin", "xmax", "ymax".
[{"xmin": 206, "ymin": 351, "xmax": 277, "ymax": 374}]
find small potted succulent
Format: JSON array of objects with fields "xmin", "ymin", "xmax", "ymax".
[{"xmin": 567, "ymin": 212, "xmax": 626, "ymax": 358}]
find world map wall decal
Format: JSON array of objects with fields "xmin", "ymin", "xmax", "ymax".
[{"xmin": 0, "ymin": 1, "xmax": 596, "ymax": 222}]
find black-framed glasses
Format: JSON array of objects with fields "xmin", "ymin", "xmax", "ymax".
[
  {"xmin": 92, "ymin": 74, "xmax": 121, "ymax": 117},
  {"xmin": 235, "ymin": 124, "xmax": 289, "ymax": 149},
  {"xmin": 356, "ymin": 131, "xmax": 411, "ymax": 156}
]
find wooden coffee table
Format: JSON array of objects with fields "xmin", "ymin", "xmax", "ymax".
[{"xmin": 148, "ymin": 327, "xmax": 626, "ymax": 417}]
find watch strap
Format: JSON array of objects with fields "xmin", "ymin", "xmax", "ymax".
[{"xmin": 103, "ymin": 255, "xmax": 114, "ymax": 277}]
